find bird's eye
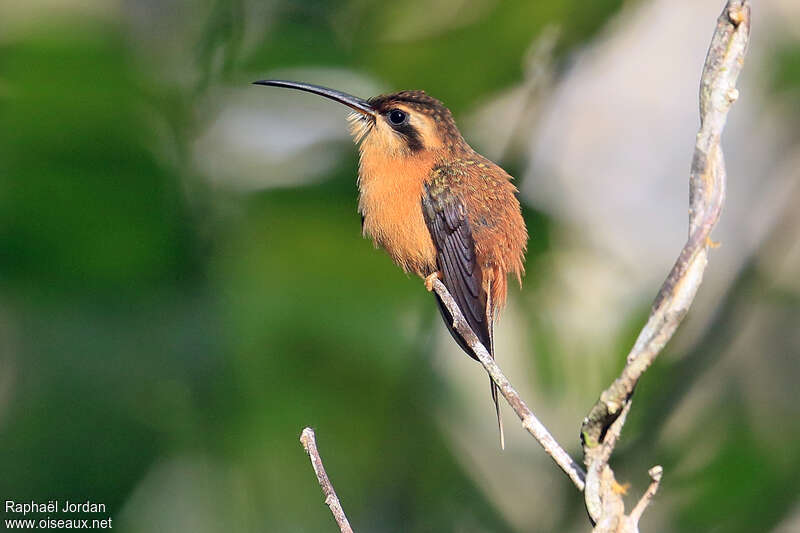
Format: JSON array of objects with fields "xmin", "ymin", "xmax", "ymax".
[{"xmin": 388, "ymin": 109, "xmax": 407, "ymax": 126}]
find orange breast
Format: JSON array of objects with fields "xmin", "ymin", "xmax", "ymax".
[{"xmin": 357, "ymin": 149, "xmax": 437, "ymax": 277}]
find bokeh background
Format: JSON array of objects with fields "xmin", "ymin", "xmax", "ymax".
[{"xmin": 1, "ymin": 0, "xmax": 799, "ymax": 531}]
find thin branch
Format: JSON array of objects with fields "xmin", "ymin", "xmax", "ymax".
[
  {"xmin": 628, "ymin": 466, "xmax": 664, "ymax": 525},
  {"xmin": 580, "ymin": 1, "xmax": 751, "ymax": 530},
  {"xmin": 431, "ymin": 278, "xmax": 586, "ymax": 491},
  {"xmin": 300, "ymin": 427, "xmax": 354, "ymax": 533}
]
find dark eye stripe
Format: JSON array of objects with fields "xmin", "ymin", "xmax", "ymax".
[{"xmin": 393, "ymin": 122, "xmax": 422, "ymax": 152}]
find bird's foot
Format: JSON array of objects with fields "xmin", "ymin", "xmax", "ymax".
[
  {"xmin": 706, "ymin": 236, "xmax": 721, "ymax": 249},
  {"xmin": 424, "ymin": 271, "xmax": 442, "ymax": 292}
]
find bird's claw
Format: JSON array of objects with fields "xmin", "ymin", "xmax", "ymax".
[{"xmin": 424, "ymin": 271, "xmax": 442, "ymax": 292}]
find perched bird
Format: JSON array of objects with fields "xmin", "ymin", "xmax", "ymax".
[{"xmin": 254, "ymin": 80, "xmax": 527, "ymax": 447}]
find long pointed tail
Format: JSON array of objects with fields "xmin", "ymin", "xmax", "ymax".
[
  {"xmin": 432, "ymin": 278, "xmax": 504, "ymax": 448},
  {"xmin": 486, "ymin": 279, "xmax": 503, "ymax": 449},
  {"xmin": 491, "ymin": 378, "xmax": 504, "ymax": 449}
]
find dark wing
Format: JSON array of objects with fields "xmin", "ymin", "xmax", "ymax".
[{"xmin": 422, "ymin": 183, "xmax": 492, "ymax": 360}]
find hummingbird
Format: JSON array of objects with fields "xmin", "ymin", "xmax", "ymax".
[{"xmin": 254, "ymin": 80, "xmax": 528, "ymax": 447}]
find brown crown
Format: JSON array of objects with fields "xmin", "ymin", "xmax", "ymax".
[{"xmin": 369, "ymin": 91, "xmax": 466, "ymax": 150}]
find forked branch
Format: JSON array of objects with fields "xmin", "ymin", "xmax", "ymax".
[{"xmin": 580, "ymin": 1, "xmax": 750, "ymax": 530}]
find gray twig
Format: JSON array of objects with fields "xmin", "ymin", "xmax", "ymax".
[
  {"xmin": 300, "ymin": 427, "xmax": 354, "ymax": 533},
  {"xmin": 580, "ymin": 1, "xmax": 750, "ymax": 530},
  {"xmin": 628, "ymin": 466, "xmax": 664, "ymax": 525},
  {"xmin": 431, "ymin": 279, "xmax": 587, "ymax": 491}
]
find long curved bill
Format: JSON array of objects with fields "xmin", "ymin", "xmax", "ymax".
[{"xmin": 253, "ymin": 80, "xmax": 375, "ymax": 117}]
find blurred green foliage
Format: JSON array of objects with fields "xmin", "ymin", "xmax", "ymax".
[
  {"xmin": 239, "ymin": 0, "xmax": 625, "ymax": 112},
  {"xmin": 771, "ymin": 44, "xmax": 800, "ymax": 96},
  {"xmin": 0, "ymin": 31, "xmax": 198, "ymax": 292}
]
